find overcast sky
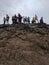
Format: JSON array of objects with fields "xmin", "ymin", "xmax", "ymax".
[{"xmin": 0, "ymin": 0, "xmax": 49, "ymax": 24}]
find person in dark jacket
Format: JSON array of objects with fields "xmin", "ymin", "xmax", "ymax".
[
  {"xmin": 3, "ymin": 17, "xmax": 6, "ymax": 24},
  {"xmin": 12, "ymin": 14, "xmax": 17, "ymax": 24},
  {"xmin": 40, "ymin": 17, "xmax": 44, "ymax": 23},
  {"xmin": 18, "ymin": 13, "xmax": 22, "ymax": 23},
  {"xmin": 27, "ymin": 17, "xmax": 30, "ymax": 23}
]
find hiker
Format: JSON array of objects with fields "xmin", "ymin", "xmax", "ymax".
[
  {"xmin": 3, "ymin": 17, "xmax": 6, "ymax": 24},
  {"xmin": 12, "ymin": 16, "xmax": 15, "ymax": 24},
  {"xmin": 23, "ymin": 16, "xmax": 30, "ymax": 24},
  {"xmin": 23, "ymin": 16, "xmax": 27, "ymax": 23},
  {"xmin": 6, "ymin": 14, "xmax": 10, "ymax": 24},
  {"xmin": 32, "ymin": 17, "xmax": 36, "ymax": 23},
  {"xmin": 18, "ymin": 13, "xmax": 22, "ymax": 23},
  {"xmin": 12, "ymin": 14, "xmax": 17, "ymax": 24},
  {"xmin": 35, "ymin": 14, "xmax": 38, "ymax": 21},
  {"xmin": 3, "ymin": 14, "xmax": 9, "ymax": 24},
  {"xmin": 23, "ymin": 17, "xmax": 25, "ymax": 23},
  {"xmin": 27, "ymin": 17, "xmax": 30, "ymax": 23},
  {"xmin": 40, "ymin": 17, "xmax": 44, "ymax": 24}
]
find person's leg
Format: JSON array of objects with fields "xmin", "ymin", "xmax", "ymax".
[
  {"xmin": 16, "ymin": 19, "xmax": 17, "ymax": 24},
  {"xmin": 4, "ymin": 21, "xmax": 5, "ymax": 24}
]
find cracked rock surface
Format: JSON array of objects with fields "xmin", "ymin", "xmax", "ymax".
[{"xmin": 0, "ymin": 23, "xmax": 49, "ymax": 65}]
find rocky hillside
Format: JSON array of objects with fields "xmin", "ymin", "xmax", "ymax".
[{"xmin": 0, "ymin": 23, "xmax": 49, "ymax": 65}]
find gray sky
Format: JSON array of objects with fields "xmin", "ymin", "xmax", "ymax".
[{"xmin": 0, "ymin": 0, "xmax": 49, "ymax": 24}]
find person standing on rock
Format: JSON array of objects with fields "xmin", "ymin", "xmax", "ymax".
[
  {"xmin": 12, "ymin": 16, "xmax": 15, "ymax": 24},
  {"xmin": 32, "ymin": 17, "xmax": 36, "ymax": 24},
  {"xmin": 6, "ymin": 14, "xmax": 10, "ymax": 24},
  {"xmin": 14, "ymin": 14, "xmax": 18, "ymax": 24},
  {"xmin": 18, "ymin": 13, "xmax": 22, "ymax": 24},
  {"xmin": 35, "ymin": 14, "xmax": 39, "ymax": 23},
  {"xmin": 27, "ymin": 16, "xmax": 30, "ymax": 24},
  {"xmin": 40, "ymin": 17, "xmax": 44, "ymax": 24},
  {"xmin": 12, "ymin": 14, "xmax": 18, "ymax": 24},
  {"xmin": 3, "ymin": 17, "xmax": 6, "ymax": 24}
]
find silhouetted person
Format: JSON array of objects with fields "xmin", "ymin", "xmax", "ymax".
[
  {"xmin": 35, "ymin": 14, "xmax": 39, "ymax": 23},
  {"xmin": 18, "ymin": 13, "xmax": 22, "ymax": 23},
  {"xmin": 23, "ymin": 16, "xmax": 30, "ymax": 24},
  {"xmin": 3, "ymin": 17, "xmax": 6, "ymax": 24},
  {"xmin": 35, "ymin": 14, "xmax": 38, "ymax": 21},
  {"xmin": 27, "ymin": 17, "xmax": 30, "ymax": 23},
  {"xmin": 12, "ymin": 14, "xmax": 17, "ymax": 24},
  {"xmin": 40, "ymin": 17, "xmax": 43, "ymax": 24},
  {"xmin": 23, "ymin": 16, "xmax": 26, "ymax": 23},
  {"xmin": 12, "ymin": 16, "xmax": 15, "ymax": 24},
  {"xmin": 14, "ymin": 14, "xmax": 17, "ymax": 24}
]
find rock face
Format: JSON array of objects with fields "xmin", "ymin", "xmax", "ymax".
[{"xmin": 0, "ymin": 23, "xmax": 49, "ymax": 65}]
